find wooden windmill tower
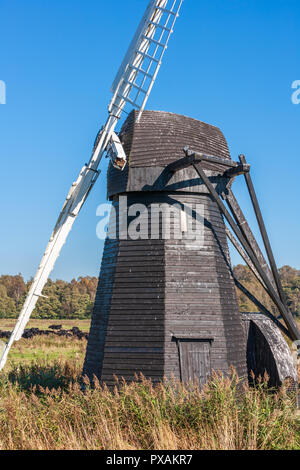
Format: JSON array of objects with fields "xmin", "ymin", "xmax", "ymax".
[
  {"xmin": 82, "ymin": 109, "xmax": 298, "ymax": 388},
  {"xmin": 1, "ymin": 1, "xmax": 299, "ymax": 391},
  {"xmin": 83, "ymin": 110, "xmax": 248, "ymax": 385}
]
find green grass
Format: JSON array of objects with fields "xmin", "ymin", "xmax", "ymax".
[
  {"xmin": 2, "ymin": 335, "xmax": 87, "ymax": 371},
  {"xmin": 0, "ymin": 319, "xmax": 299, "ymax": 450},
  {"xmin": 0, "ymin": 318, "xmax": 91, "ymax": 332},
  {"xmin": 0, "ymin": 360, "xmax": 298, "ymax": 450},
  {"xmin": 0, "ymin": 319, "xmax": 90, "ymax": 370}
]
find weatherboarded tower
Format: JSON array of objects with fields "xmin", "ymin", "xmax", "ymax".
[{"xmin": 83, "ymin": 110, "xmax": 248, "ymax": 386}]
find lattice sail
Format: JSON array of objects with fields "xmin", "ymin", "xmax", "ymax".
[
  {"xmin": 110, "ymin": 0, "xmax": 183, "ymax": 122},
  {"xmin": 0, "ymin": 0, "xmax": 184, "ymax": 371}
]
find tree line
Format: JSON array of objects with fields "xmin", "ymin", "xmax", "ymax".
[
  {"xmin": 0, "ymin": 265, "xmax": 299, "ymax": 319},
  {"xmin": 0, "ymin": 275, "xmax": 98, "ymax": 319},
  {"xmin": 234, "ymin": 265, "xmax": 300, "ymax": 318}
]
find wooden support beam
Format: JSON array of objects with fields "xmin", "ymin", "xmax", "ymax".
[
  {"xmin": 225, "ymin": 226, "xmax": 267, "ymax": 290},
  {"xmin": 222, "ymin": 189, "xmax": 277, "ymax": 292},
  {"xmin": 166, "ymin": 148, "xmax": 240, "ymax": 176},
  {"xmin": 239, "ymin": 154, "xmax": 287, "ymax": 306},
  {"xmin": 192, "ymin": 162, "xmax": 300, "ymax": 341},
  {"xmin": 223, "ymin": 163, "xmax": 250, "ymax": 178},
  {"xmin": 234, "ymin": 279, "xmax": 292, "ymax": 340}
]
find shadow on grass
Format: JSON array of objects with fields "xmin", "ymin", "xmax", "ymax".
[{"xmin": 1, "ymin": 360, "xmax": 81, "ymax": 393}]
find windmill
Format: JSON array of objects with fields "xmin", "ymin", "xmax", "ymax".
[
  {"xmin": 0, "ymin": 0, "xmax": 184, "ymax": 370},
  {"xmin": 82, "ymin": 109, "xmax": 298, "ymax": 388},
  {"xmin": 1, "ymin": 1, "xmax": 299, "ymax": 392}
]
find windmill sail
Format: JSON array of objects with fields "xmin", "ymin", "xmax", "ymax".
[
  {"xmin": 0, "ymin": 0, "xmax": 183, "ymax": 371},
  {"xmin": 110, "ymin": 0, "xmax": 183, "ymax": 122}
]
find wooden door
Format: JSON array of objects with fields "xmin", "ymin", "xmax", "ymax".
[{"xmin": 178, "ymin": 340, "xmax": 211, "ymax": 386}]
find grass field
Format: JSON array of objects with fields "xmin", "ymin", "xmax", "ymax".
[
  {"xmin": 0, "ymin": 318, "xmax": 91, "ymax": 332},
  {"xmin": 0, "ymin": 319, "xmax": 90, "ymax": 369},
  {"xmin": 0, "ymin": 319, "xmax": 299, "ymax": 450}
]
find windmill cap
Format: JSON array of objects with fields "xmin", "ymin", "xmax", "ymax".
[{"xmin": 107, "ymin": 110, "xmax": 231, "ymax": 198}]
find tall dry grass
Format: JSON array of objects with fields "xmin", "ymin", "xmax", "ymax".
[{"xmin": 0, "ymin": 359, "xmax": 298, "ymax": 450}]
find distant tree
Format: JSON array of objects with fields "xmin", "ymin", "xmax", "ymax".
[
  {"xmin": 234, "ymin": 264, "xmax": 300, "ymax": 318},
  {"xmin": 279, "ymin": 265, "xmax": 300, "ymax": 284},
  {"xmin": 0, "ymin": 275, "xmax": 98, "ymax": 320},
  {"xmin": 0, "ymin": 267, "xmax": 297, "ymax": 320},
  {"xmin": 0, "ymin": 274, "xmax": 26, "ymax": 309},
  {"xmin": 279, "ymin": 266, "xmax": 300, "ymax": 317},
  {"xmin": 0, "ymin": 284, "xmax": 17, "ymax": 318}
]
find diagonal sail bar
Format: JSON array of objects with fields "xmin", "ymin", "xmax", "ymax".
[
  {"xmin": 109, "ymin": 0, "xmax": 183, "ymax": 122},
  {"xmin": 0, "ymin": 0, "xmax": 184, "ymax": 371},
  {"xmin": 0, "ymin": 123, "xmax": 114, "ymax": 370}
]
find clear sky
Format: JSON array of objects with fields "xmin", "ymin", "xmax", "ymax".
[{"xmin": 0, "ymin": 0, "xmax": 299, "ymax": 281}]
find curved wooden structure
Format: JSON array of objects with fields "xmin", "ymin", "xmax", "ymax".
[{"xmin": 242, "ymin": 313, "xmax": 298, "ymax": 389}]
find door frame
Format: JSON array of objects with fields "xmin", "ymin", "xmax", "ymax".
[{"xmin": 172, "ymin": 335, "xmax": 214, "ymax": 384}]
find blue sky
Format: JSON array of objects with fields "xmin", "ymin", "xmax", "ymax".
[{"xmin": 0, "ymin": 0, "xmax": 299, "ymax": 281}]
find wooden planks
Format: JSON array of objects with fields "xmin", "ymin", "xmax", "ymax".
[
  {"xmin": 178, "ymin": 340, "xmax": 212, "ymax": 386},
  {"xmin": 84, "ymin": 110, "xmax": 248, "ymax": 386},
  {"xmin": 107, "ymin": 110, "xmax": 232, "ymax": 198}
]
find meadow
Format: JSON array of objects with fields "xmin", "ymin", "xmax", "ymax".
[
  {"xmin": 0, "ymin": 319, "xmax": 90, "ymax": 365},
  {"xmin": 0, "ymin": 319, "xmax": 299, "ymax": 450}
]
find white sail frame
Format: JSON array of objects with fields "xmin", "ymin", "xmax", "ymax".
[{"xmin": 0, "ymin": 0, "xmax": 184, "ymax": 371}]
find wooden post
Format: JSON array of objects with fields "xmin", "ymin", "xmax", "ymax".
[
  {"xmin": 239, "ymin": 154, "xmax": 287, "ymax": 306},
  {"xmin": 192, "ymin": 162, "xmax": 300, "ymax": 341},
  {"xmin": 222, "ymin": 189, "xmax": 276, "ymax": 292}
]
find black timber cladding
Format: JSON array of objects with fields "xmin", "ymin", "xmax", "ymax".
[
  {"xmin": 84, "ymin": 110, "xmax": 248, "ymax": 385},
  {"xmin": 119, "ymin": 110, "xmax": 231, "ymax": 167},
  {"xmin": 107, "ymin": 110, "xmax": 232, "ymax": 198}
]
